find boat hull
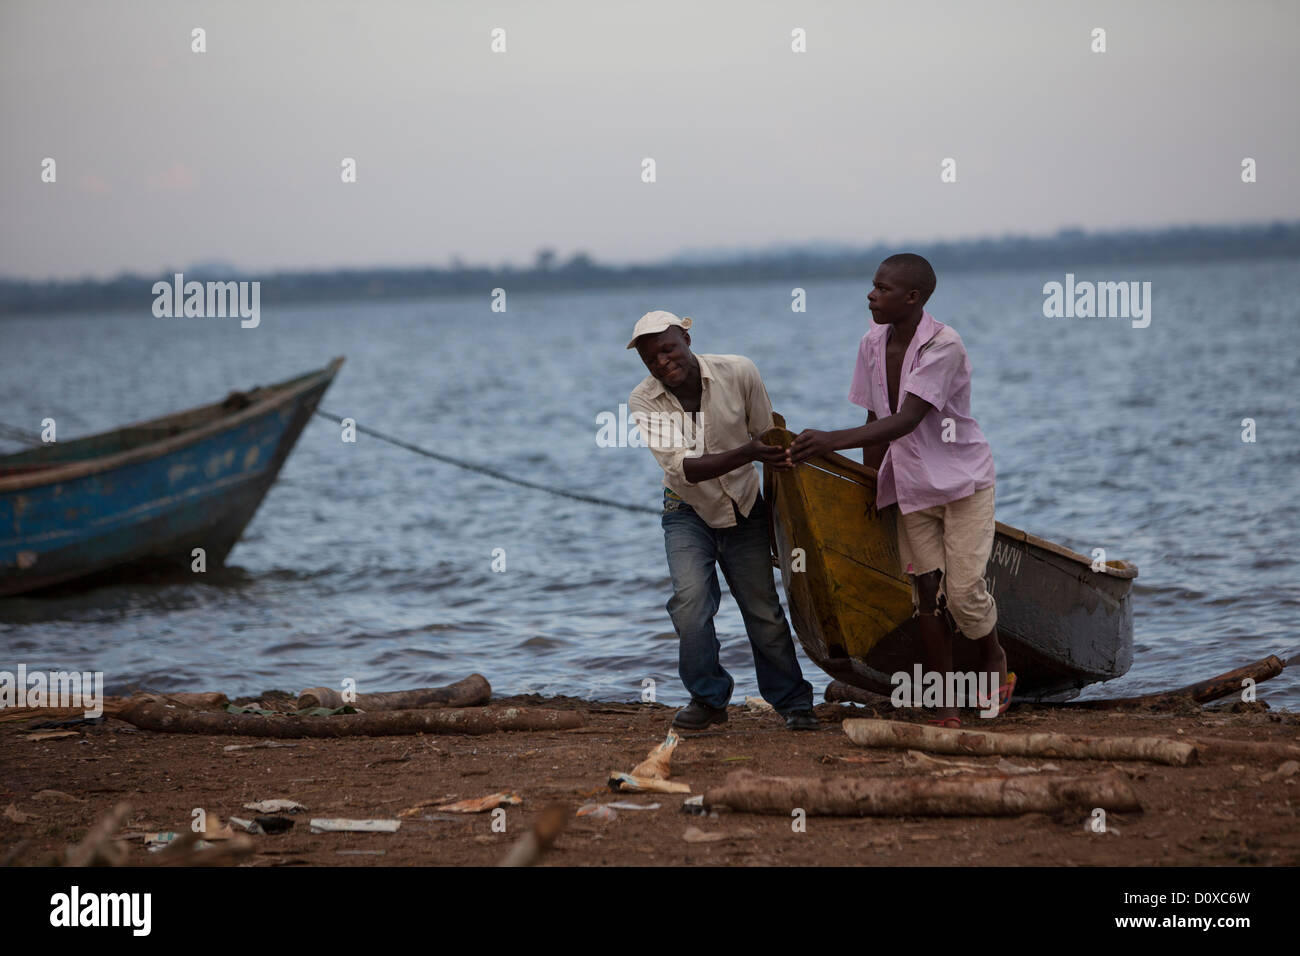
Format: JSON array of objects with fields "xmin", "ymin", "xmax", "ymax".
[
  {"xmin": 763, "ymin": 417, "xmax": 1135, "ymax": 701},
  {"xmin": 0, "ymin": 360, "xmax": 341, "ymax": 597}
]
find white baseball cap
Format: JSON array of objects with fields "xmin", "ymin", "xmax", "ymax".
[{"xmin": 626, "ymin": 310, "xmax": 693, "ymax": 349}]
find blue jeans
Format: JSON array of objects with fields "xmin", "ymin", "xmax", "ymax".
[{"xmin": 661, "ymin": 491, "xmax": 813, "ymax": 714}]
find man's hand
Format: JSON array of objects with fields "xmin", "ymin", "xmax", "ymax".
[
  {"xmin": 747, "ymin": 438, "xmax": 793, "ymax": 470},
  {"xmin": 790, "ymin": 429, "xmax": 835, "ymax": 463}
]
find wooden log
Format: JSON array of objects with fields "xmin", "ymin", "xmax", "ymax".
[
  {"xmin": 117, "ymin": 701, "xmax": 582, "ymax": 737},
  {"xmin": 702, "ymin": 769, "xmax": 1140, "ymax": 817},
  {"xmin": 0, "ymin": 691, "xmax": 227, "ymax": 723},
  {"xmin": 1064, "ymin": 655, "xmax": 1286, "ymax": 710},
  {"xmin": 1190, "ymin": 736, "xmax": 1300, "ymax": 763},
  {"xmin": 296, "ymin": 674, "xmax": 491, "ymax": 711},
  {"xmin": 0, "ymin": 706, "xmax": 103, "ymax": 723},
  {"xmin": 134, "ymin": 691, "xmax": 230, "ymax": 710},
  {"xmin": 842, "ymin": 718, "xmax": 1197, "ymax": 766}
]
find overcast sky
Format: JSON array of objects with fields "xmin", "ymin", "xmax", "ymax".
[{"xmin": 2, "ymin": 0, "xmax": 1297, "ymax": 280}]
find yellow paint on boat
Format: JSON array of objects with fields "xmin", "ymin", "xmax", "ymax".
[{"xmin": 763, "ymin": 414, "xmax": 914, "ymax": 659}]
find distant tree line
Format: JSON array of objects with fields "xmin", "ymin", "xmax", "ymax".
[{"xmin": 2, "ymin": 222, "xmax": 1298, "ymax": 316}]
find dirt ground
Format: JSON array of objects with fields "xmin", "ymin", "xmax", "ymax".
[{"xmin": 3, "ymin": 694, "xmax": 1298, "ymax": 867}]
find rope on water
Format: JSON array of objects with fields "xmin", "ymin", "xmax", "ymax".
[
  {"xmin": 0, "ymin": 421, "xmax": 43, "ymax": 446},
  {"xmin": 314, "ymin": 408, "xmax": 659, "ymax": 515}
]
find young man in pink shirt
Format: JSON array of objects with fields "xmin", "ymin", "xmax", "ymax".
[{"xmin": 790, "ymin": 254, "xmax": 1013, "ymax": 724}]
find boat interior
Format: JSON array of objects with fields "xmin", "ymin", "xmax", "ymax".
[{"xmin": 0, "ymin": 386, "xmax": 278, "ymax": 479}]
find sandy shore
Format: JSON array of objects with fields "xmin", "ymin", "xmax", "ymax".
[{"xmin": 3, "ymin": 695, "xmax": 1298, "ymax": 867}]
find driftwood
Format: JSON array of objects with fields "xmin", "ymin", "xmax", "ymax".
[
  {"xmin": 499, "ymin": 804, "xmax": 568, "ymax": 867},
  {"xmin": 1062, "ymin": 655, "xmax": 1287, "ymax": 710},
  {"xmin": 146, "ymin": 830, "xmax": 256, "ymax": 867},
  {"xmin": 843, "ymin": 718, "xmax": 1197, "ymax": 766},
  {"xmin": 702, "ymin": 769, "xmax": 1140, "ymax": 817},
  {"xmin": 0, "ymin": 691, "xmax": 228, "ymax": 724},
  {"xmin": 828, "ymin": 655, "xmax": 1288, "ymax": 713},
  {"xmin": 64, "ymin": 802, "xmax": 132, "ymax": 867},
  {"xmin": 0, "ymin": 706, "xmax": 105, "ymax": 724},
  {"xmin": 135, "ymin": 691, "xmax": 230, "ymax": 710},
  {"xmin": 296, "ymin": 674, "xmax": 490, "ymax": 711},
  {"xmin": 56, "ymin": 802, "xmax": 255, "ymax": 867},
  {"xmin": 118, "ymin": 701, "xmax": 582, "ymax": 737},
  {"xmin": 1189, "ymin": 736, "xmax": 1300, "ymax": 763}
]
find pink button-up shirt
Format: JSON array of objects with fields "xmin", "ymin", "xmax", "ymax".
[{"xmin": 847, "ymin": 310, "xmax": 995, "ymax": 514}]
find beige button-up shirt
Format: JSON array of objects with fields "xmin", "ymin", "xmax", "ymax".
[{"xmin": 629, "ymin": 353, "xmax": 776, "ymax": 529}]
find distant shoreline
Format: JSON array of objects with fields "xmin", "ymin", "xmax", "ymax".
[{"xmin": 3, "ymin": 222, "xmax": 1298, "ymax": 317}]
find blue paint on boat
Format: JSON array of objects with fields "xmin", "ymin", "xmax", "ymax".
[{"xmin": 0, "ymin": 359, "xmax": 343, "ymax": 596}]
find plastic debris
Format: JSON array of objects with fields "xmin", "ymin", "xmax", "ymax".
[
  {"xmin": 145, "ymin": 831, "xmax": 214, "ymax": 852},
  {"xmin": 744, "ymin": 696, "xmax": 774, "ymax": 712},
  {"xmin": 229, "ymin": 815, "xmax": 293, "ymax": 835},
  {"xmin": 197, "ymin": 816, "xmax": 238, "ymax": 841},
  {"xmin": 434, "ymin": 792, "xmax": 522, "ymax": 814},
  {"xmin": 630, "ymin": 731, "xmax": 680, "ymax": 780},
  {"xmin": 398, "ymin": 794, "xmax": 461, "ymax": 818},
  {"xmin": 243, "ymin": 799, "xmax": 307, "ymax": 814},
  {"xmin": 308, "ymin": 818, "xmax": 401, "ymax": 833},
  {"xmin": 576, "ymin": 803, "xmax": 618, "ymax": 821},
  {"xmin": 681, "ymin": 795, "xmax": 707, "ymax": 816},
  {"xmin": 608, "ymin": 772, "xmax": 691, "ymax": 794},
  {"xmin": 613, "ymin": 731, "xmax": 691, "ymax": 794},
  {"xmin": 606, "ymin": 801, "xmax": 661, "ymax": 811}
]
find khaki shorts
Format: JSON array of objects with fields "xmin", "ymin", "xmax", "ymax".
[{"xmin": 896, "ymin": 484, "xmax": 998, "ymax": 639}]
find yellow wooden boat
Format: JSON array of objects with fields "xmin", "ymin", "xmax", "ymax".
[{"xmin": 761, "ymin": 414, "xmax": 1136, "ymax": 700}]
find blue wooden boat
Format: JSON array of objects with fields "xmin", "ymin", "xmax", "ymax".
[{"xmin": 0, "ymin": 358, "xmax": 343, "ymax": 597}]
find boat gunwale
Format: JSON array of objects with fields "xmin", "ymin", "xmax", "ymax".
[
  {"xmin": 0, "ymin": 357, "xmax": 344, "ymax": 494},
  {"xmin": 766, "ymin": 430, "xmax": 1138, "ymax": 582}
]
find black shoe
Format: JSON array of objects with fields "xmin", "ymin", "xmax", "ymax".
[
  {"xmin": 672, "ymin": 700, "xmax": 728, "ymax": 731},
  {"xmin": 784, "ymin": 709, "xmax": 820, "ymax": 731}
]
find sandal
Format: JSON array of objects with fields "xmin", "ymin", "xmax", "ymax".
[
  {"xmin": 927, "ymin": 716, "xmax": 961, "ymax": 728},
  {"xmin": 977, "ymin": 672, "xmax": 1018, "ymax": 715},
  {"xmin": 995, "ymin": 672, "xmax": 1017, "ymax": 716}
]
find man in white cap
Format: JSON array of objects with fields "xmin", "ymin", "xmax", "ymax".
[{"xmin": 628, "ymin": 311, "xmax": 817, "ymax": 731}]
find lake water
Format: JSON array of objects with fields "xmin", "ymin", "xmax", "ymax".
[{"xmin": 2, "ymin": 258, "xmax": 1298, "ymax": 709}]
